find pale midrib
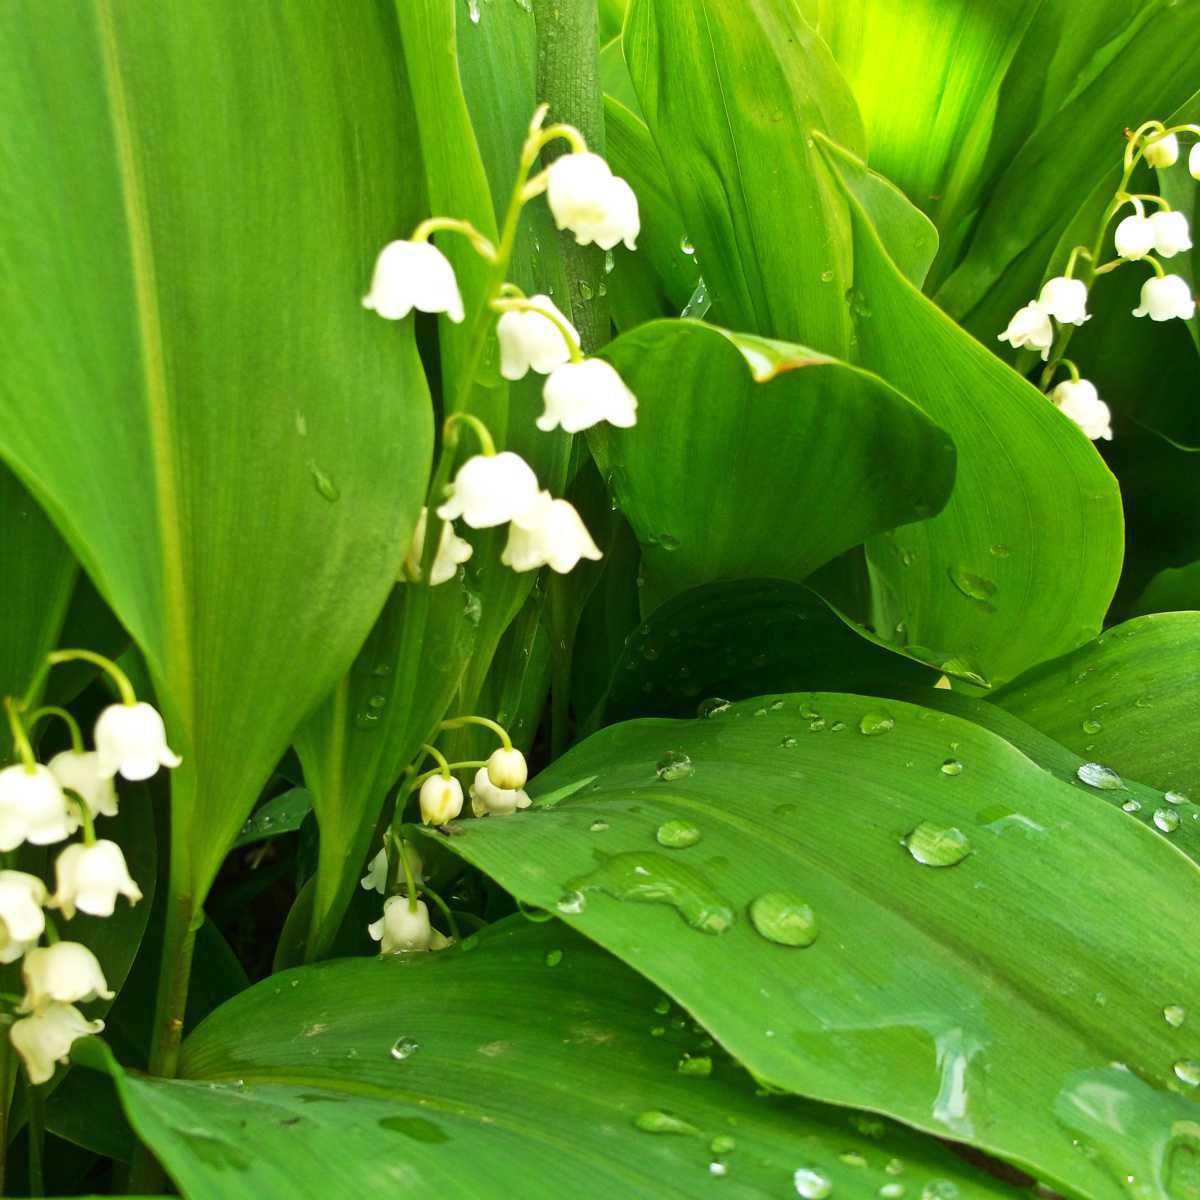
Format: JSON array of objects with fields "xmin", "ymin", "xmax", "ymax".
[{"xmin": 93, "ymin": 0, "xmax": 194, "ymax": 732}]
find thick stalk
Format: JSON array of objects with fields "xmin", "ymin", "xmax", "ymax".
[{"xmin": 533, "ymin": 0, "xmax": 610, "ymax": 353}]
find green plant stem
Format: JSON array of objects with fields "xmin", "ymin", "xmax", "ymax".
[
  {"xmin": 533, "ymin": 0, "xmax": 609, "ymax": 354},
  {"xmin": 0, "ymin": 1024, "xmax": 12, "ymax": 1195},
  {"xmin": 27, "ymin": 1083, "xmax": 44, "ymax": 1196}
]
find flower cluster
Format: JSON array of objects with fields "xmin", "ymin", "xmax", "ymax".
[
  {"xmin": 0, "ymin": 668, "xmax": 178, "ymax": 1084},
  {"xmin": 365, "ymin": 107, "xmax": 642, "ymax": 586},
  {"xmin": 999, "ymin": 120, "xmax": 1199, "ymax": 442}
]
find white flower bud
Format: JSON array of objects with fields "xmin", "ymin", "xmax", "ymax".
[
  {"xmin": 501, "ymin": 492, "xmax": 602, "ymax": 575},
  {"xmin": 1052, "ymin": 379, "xmax": 1113, "ymax": 442},
  {"xmin": 486, "ymin": 747, "xmax": 528, "ymax": 790},
  {"xmin": 546, "ymin": 152, "xmax": 640, "ymax": 251},
  {"xmin": 48, "ymin": 750, "xmax": 118, "ymax": 819},
  {"xmin": 403, "ymin": 507, "xmax": 472, "ymax": 586},
  {"xmin": 419, "ymin": 775, "xmax": 464, "ymax": 825},
  {"xmin": 435, "ymin": 452, "xmax": 540, "ymax": 530},
  {"xmin": 20, "ymin": 942, "xmax": 113, "ymax": 1011},
  {"xmin": 51, "ymin": 840, "xmax": 143, "ymax": 920},
  {"xmin": 470, "ymin": 767, "xmax": 532, "ymax": 817},
  {"xmin": 362, "ymin": 240, "xmax": 464, "ymax": 323},
  {"xmin": 1144, "ymin": 132, "xmax": 1179, "ymax": 169},
  {"xmin": 368, "ymin": 896, "xmax": 433, "ymax": 953},
  {"xmin": 1114, "ymin": 214, "xmax": 1156, "ymax": 260},
  {"xmin": 11, "ymin": 1003, "xmax": 104, "ymax": 1085},
  {"xmin": 1149, "ymin": 210, "xmax": 1192, "ymax": 259},
  {"xmin": 997, "ymin": 301, "xmax": 1053, "ymax": 360},
  {"xmin": 359, "ymin": 844, "xmax": 422, "ymax": 894},
  {"xmin": 1190, "ymin": 142, "xmax": 1200, "ymax": 181},
  {"xmin": 497, "ymin": 296, "xmax": 579, "ymax": 381},
  {"xmin": 94, "ymin": 702, "xmax": 182, "ymax": 782},
  {"xmin": 0, "ymin": 764, "xmax": 78, "ymax": 851},
  {"xmin": 537, "ymin": 359, "xmax": 639, "ymax": 434},
  {"xmin": 1037, "ymin": 277, "xmax": 1089, "ymax": 326},
  {"xmin": 1132, "ymin": 274, "xmax": 1196, "ymax": 322},
  {"xmin": 0, "ymin": 871, "xmax": 48, "ymax": 964}
]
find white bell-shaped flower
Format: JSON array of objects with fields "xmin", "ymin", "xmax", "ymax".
[
  {"xmin": 997, "ymin": 301, "xmax": 1054, "ymax": 360},
  {"xmin": 10, "ymin": 1002, "xmax": 104, "ymax": 1085},
  {"xmin": 436, "ymin": 452, "xmax": 540, "ymax": 529},
  {"xmin": 1052, "ymin": 379, "xmax": 1113, "ymax": 442},
  {"xmin": 48, "ymin": 750, "xmax": 118, "ymax": 819},
  {"xmin": 1132, "ymin": 274, "xmax": 1196, "ymax": 321},
  {"xmin": 497, "ymin": 297, "xmax": 580, "ymax": 380},
  {"xmin": 546, "ymin": 152, "xmax": 640, "ymax": 251},
  {"xmin": 419, "ymin": 774, "xmax": 464, "ymax": 825},
  {"xmin": 1190, "ymin": 142, "xmax": 1200, "ymax": 181},
  {"xmin": 362, "ymin": 240, "xmax": 464, "ymax": 323},
  {"xmin": 20, "ymin": 942, "xmax": 114, "ymax": 1011},
  {"xmin": 404, "ymin": 507, "xmax": 473, "ymax": 586},
  {"xmin": 1037, "ymin": 277, "xmax": 1089, "ymax": 326},
  {"xmin": 94, "ymin": 702, "xmax": 182, "ymax": 782},
  {"xmin": 0, "ymin": 871, "xmax": 48, "ymax": 965},
  {"xmin": 1114, "ymin": 214, "xmax": 1156, "ymax": 261},
  {"xmin": 1150, "ymin": 210, "xmax": 1193, "ymax": 258},
  {"xmin": 486, "ymin": 747, "xmax": 528, "ymax": 790},
  {"xmin": 1144, "ymin": 132, "xmax": 1179, "ymax": 168},
  {"xmin": 0, "ymin": 764, "xmax": 78, "ymax": 851},
  {"xmin": 51, "ymin": 840, "xmax": 143, "ymax": 920},
  {"xmin": 469, "ymin": 767, "xmax": 532, "ymax": 817},
  {"xmin": 537, "ymin": 359, "xmax": 639, "ymax": 433},
  {"xmin": 368, "ymin": 896, "xmax": 439, "ymax": 954},
  {"xmin": 501, "ymin": 492, "xmax": 603, "ymax": 574},
  {"xmin": 359, "ymin": 843, "xmax": 423, "ymax": 894}
]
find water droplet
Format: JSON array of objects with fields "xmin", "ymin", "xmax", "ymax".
[
  {"xmin": 544, "ymin": 949, "xmax": 563, "ymax": 967},
  {"xmin": 748, "ymin": 891, "xmax": 818, "ymax": 947},
  {"xmin": 879, "ymin": 1187, "xmax": 905, "ymax": 1200},
  {"xmin": 1077, "ymin": 762, "xmax": 1124, "ymax": 790},
  {"xmin": 903, "ymin": 822, "xmax": 971, "ymax": 867},
  {"xmin": 307, "ymin": 461, "xmax": 340, "ymax": 502},
  {"xmin": 839, "ymin": 1152, "xmax": 867, "ymax": 1167},
  {"xmin": 679, "ymin": 235, "xmax": 695, "ymax": 256},
  {"xmin": 656, "ymin": 752, "xmax": 694, "ymax": 782},
  {"xmin": 885, "ymin": 1158, "xmax": 904, "ymax": 1175},
  {"xmin": 556, "ymin": 890, "xmax": 586, "ymax": 914},
  {"xmin": 657, "ymin": 533, "xmax": 680, "ymax": 551},
  {"xmin": 859, "ymin": 712, "xmax": 895, "ymax": 736},
  {"xmin": 1122, "ymin": 799, "xmax": 1142, "ymax": 813},
  {"xmin": 709, "ymin": 1161, "xmax": 728, "ymax": 1177},
  {"xmin": 940, "ymin": 759, "xmax": 963, "ymax": 776},
  {"xmin": 294, "ymin": 411, "xmax": 307, "ymax": 436},
  {"xmin": 989, "ymin": 544, "xmax": 1010, "ymax": 558},
  {"xmin": 1155, "ymin": 807, "xmax": 1181, "ymax": 833},
  {"xmin": 390, "ymin": 1037, "xmax": 419, "ymax": 1061},
  {"xmin": 1081, "ymin": 718, "xmax": 1102, "ymax": 734},
  {"xmin": 680, "ymin": 277, "xmax": 711, "ymax": 320},
  {"xmin": 710, "ymin": 1135, "xmax": 736, "ymax": 1154},
  {"xmin": 467, "ymin": 0, "xmax": 481, "ymax": 22},
  {"xmin": 1175, "ymin": 1060, "xmax": 1200, "ymax": 1087},
  {"xmin": 653, "ymin": 998, "xmax": 671, "ymax": 1015},
  {"xmin": 589, "ymin": 820, "xmax": 609, "ymax": 833},
  {"xmin": 809, "ymin": 718, "xmax": 827, "ymax": 732},
  {"xmin": 921, "ymin": 1184, "xmax": 959, "ymax": 1200},
  {"xmin": 1165, "ymin": 1004, "xmax": 1187, "ymax": 1028},
  {"xmin": 948, "ymin": 567, "xmax": 997, "ymax": 603},
  {"xmin": 677, "ymin": 1054, "xmax": 712, "ymax": 1076},
  {"xmin": 793, "ymin": 1167, "xmax": 833, "ymax": 1198},
  {"xmin": 566, "ymin": 851, "xmax": 734, "ymax": 934},
  {"xmin": 635, "ymin": 1109, "xmax": 700, "ymax": 1135},
  {"xmin": 579, "ymin": 281, "xmax": 594, "ymax": 301},
  {"xmin": 769, "ymin": 699, "xmax": 785, "ymax": 711},
  {"xmin": 831, "ymin": 721, "xmax": 846, "ymax": 732},
  {"xmin": 604, "ymin": 249, "xmax": 615, "ymax": 274},
  {"xmin": 657, "ymin": 819, "xmax": 702, "ymax": 848},
  {"xmin": 698, "ymin": 697, "xmax": 730, "ymax": 719},
  {"xmin": 1166, "ymin": 790, "xmax": 1190, "ymax": 805}
]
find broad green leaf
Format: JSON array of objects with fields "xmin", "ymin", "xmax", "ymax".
[
  {"xmin": 818, "ymin": 139, "xmax": 1125, "ymax": 685},
  {"xmin": 600, "ymin": 579, "xmax": 936, "ymax": 725},
  {"xmin": 624, "ymin": 0, "xmax": 865, "ymax": 354},
  {"xmin": 590, "ymin": 319, "xmax": 956, "ymax": 609},
  {"xmin": 231, "ymin": 788, "xmax": 314, "ymax": 851},
  {"xmin": 1133, "ymin": 563, "xmax": 1200, "ymax": 615},
  {"xmin": 432, "ymin": 694, "xmax": 1200, "ymax": 1199},
  {"xmin": 993, "ymin": 613, "xmax": 1200, "ymax": 801},
  {"xmin": 105, "ymin": 921, "xmax": 1017, "ymax": 1200},
  {"xmin": 0, "ymin": 3, "xmax": 431, "ymax": 902},
  {"xmin": 0, "ymin": 466, "xmax": 77, "ymax": 762}
]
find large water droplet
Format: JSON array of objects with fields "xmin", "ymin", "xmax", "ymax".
[
  {"xmin": 878, "ymin": 1186, "xmax": 905, "ymax": 1199},
  {"xmin": 947, "ymin": 567, "xmax": 997, "ymax": 605},
  {"xmin": 566, "ymin": 852, "xmax": 734, "ymax": 934},
  {"xmin": 1166, "ymin": 790, "xmax": 1190, "ymax": 805},
  {"xmin": 390, "ymin": 1037, "xmax": 419, "ymax": 1061},
  {"xmin": 920, "ymin": 1184, "xmax": 959, "ymax": 1200},
  {"xmin": 677, "ymin": 1054, "xmax": 712, "ymax": 1076},
  {"xmin": 544, "ymin": 949, "xmax": 563, "ymax": 967},
  {"xmin": 467, "ymin": 0, "xmax": 481, "ymax": 22},
  {"xmin": 656, "ymin": 752, "xmax": 694, "ymax": 782},
  {"xmin": 940, "ymin": 759, "xmax": 963, "ymax": 776},
  {"xmin": 1122, "ymin": 799, "xmax": 1142, "ymax": 813},
  {"xmin": 698, "ymin": 697, "xmax": 730, "ymax": 719},
  {"xmin": 681, "ymin": 277, "xmax": 711, "ymax": 320},
  {"xmin": 589, "ymin": 819, "xmax": 609, "ymax": 833},
  {"xmin": 1154, "ymin": 807, "xmax": 1181, "ymax": 833},
  {"xmin": 1175, "ymin": 1060, "xmax": 1200, "ymax": 1087},
  {"xmin": 1165, "ymin": 1004, "xmax": 1187, "ymax": 1028},
  {"xmin": 711, "ymin": 1135, "xmax": 736, "ymax": 1154},
  {"xmin": 793, "ymin": 1167, "xmax": 833, "ymax": 1198},
  {"xmin": 657, "ymin": 819, "xmax": 702, "ymax": 848},
  {"xmin": 635, "ymin": 1109, "xmax": 700, "ymax": 1135},
  {"xmin": 749, "ymin": 892, "xmax": 818, "ymax": 947},
  {"xmin": 859, "ymin": 712, "xmax": 895, "ymax": 736},
  {"xmin": 1077, "ymin": 762, "xmax": 1124, "ymax": 790},
  {"xmin": 903, "ymin": 822, "xmax": 972, "ymax": 867},
  {"xmin": 1082, "ymin": 718, "xmax": 1102, "ymax": 734},
  {"xmin": 307, "ymin": 461, "xmax": 340, "ymax": 502},
  {"xmin": 679, "ymin": 235, "xmax": 695, "ymax": 256}
]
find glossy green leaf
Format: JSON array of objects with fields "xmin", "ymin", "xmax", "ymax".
[
  {"xmin": 0, "ymin": 2, "xmax": 431, "ymax": 902},
  {"xmin": 591, "ymin": 319, "xmax": 956, "ymax": 609},
  {"xmin": 993, "ymin": 612, "xmax": 1200, "ymax": 800},
  {"xmin": 1133, "ymin": 563, "xmax": 1200, "ymax": 616},
  {"xmin": 231, "ymin": 789, "xmax": 314, "ymax": 851},
  {"xmin": 818, "ymin": 139, "xmax": 1125, "ymax": 685},
  {"xmin": 105, "ymin": 921, "xmax": 1017, "ymax": 1200},
  {"xmin": 432, "ymin": 693, "xmax": 1200, "ymax": 1199}
]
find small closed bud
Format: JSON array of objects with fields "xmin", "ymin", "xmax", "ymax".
[
  {"xmin": 362, "ymin": 240, "xmax": 464, "ymax": 323},
  {"xmin": 0, "ymin": 871, "xmax": 48, "ymax": 964},
  {"xmin": 51, "ymin": 840, "xmax": 143, "ymax": 919},
  {"xmin": 997, "ymin": 301, "xmax": 1053, "ymax": 360},
  {"xmin": 1144, "ymin": 132, "xmax": 1179, "ymax": 169},
  {"xmin": 486, "ymin": 747, "xmax": 528, "ymax": 790},
  {"xmin": 419, "ymin": 774, "xmax": 464, "ymax": 825},
  {"xmin": 368, "ymin": 896, "xmax": 434, "ymax": 953},
  {"xmin": 435, "ymin": 452, "xmax": 541, "ymax": 530},
  {"xmin": 1132, "ymin": 274, "xmax": 1196, "ymax": 322},
  {"xmin": 1051, "ymin": 379, "xmax": 1113, "ymax": 442},
  {"xmin": 10, "ymin": 1002, "xmax": 104, "ymax": 1085},
  {"xmin": 470, "ymin": 767, "xmax": 532, "ymax": 817},
  {"xmin": 21, "ymin": 942, "xmax": 114, "ymax": 1011},
  {"xmin": 1114, "ymin": 214, "xmax": 1156, "ymax": 261},
  {"xmin": 94, "ymin": 702, "xmax": 182, "ymax": 782}
]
